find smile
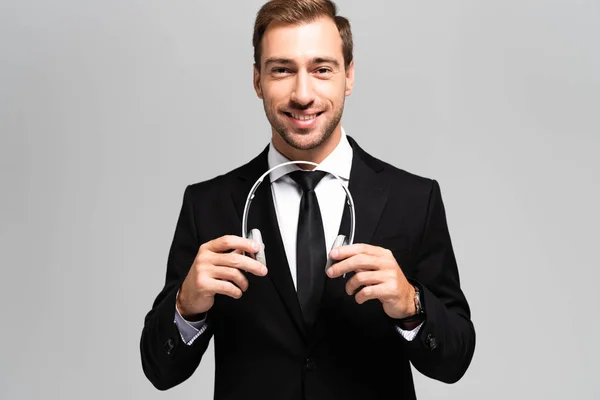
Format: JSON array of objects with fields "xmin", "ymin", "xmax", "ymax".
[
  {"xmin": 284, "ymin": 111, "xmax": 323, "ymax": 121},
  {"xmin": 291, "ymin": 113, "xmax": 317, "ymax": 121},
  {"xmin": 283, "ymin": 111, "xmax": 323, "ymax": 129}
]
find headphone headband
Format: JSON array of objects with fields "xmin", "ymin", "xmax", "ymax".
[{"xmin": 241, "ymin": 160, "xmax": 355, "ymax": 246}]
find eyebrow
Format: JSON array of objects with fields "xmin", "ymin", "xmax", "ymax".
[
  {"xmin": 312, "ymin": 57, "xmax": 340, "ymax": 68},
  {"xmin": 264, "ymin": 57, "xmax": 340, "ymax": 68},
  {"xmin": 264, "ymin": 58, "xmax": 294, "ymax": 67}
]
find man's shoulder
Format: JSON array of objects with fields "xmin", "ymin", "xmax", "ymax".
[
  {"xmin": 184, "ymin": 147, "xmax": 268, "ymax": 198},
  {"xmin": 379, "ymin": 157, "xmax": 431, "ymax": 183},
  {"xmin": 378, "ymin": 161, "xmax": 440, "ymax": 207},
  {"xmin": 183, "ymin": 168, "xmax": 241, "ymax": 199},
  {"xmin": 352, "ymin": 138, "xmax": 436, "ymax": 195},
  {"xmin": 185, "ymin": 171, "xmax": 234, "ymax": 197}
]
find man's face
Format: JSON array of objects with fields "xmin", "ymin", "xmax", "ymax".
[{"xmin": 254, "ymin": 17, "xmax": 354, "ymax": 151}]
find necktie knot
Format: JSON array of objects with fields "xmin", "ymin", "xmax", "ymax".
[{"xmin": 289, "ymin": 170, "xmax": 327, "ymax": 192}]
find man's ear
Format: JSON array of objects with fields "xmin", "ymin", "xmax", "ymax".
[
  {"xmin": 253, "ymin": 64, "xmax": 263, "ymax": 99},
  {"xmin": 345, "ymin": 60, "xmax": 355, "ymax": 96}
]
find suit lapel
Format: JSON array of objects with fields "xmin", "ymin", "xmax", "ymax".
[
  {"xmin": 311, "ymin": 136, "xmax": 392, "ymax": 345},
  {"xmin": 230, "ymin": 147, "xmax": 307, "ymax": 339},
  {"xmin": 345, "ymin": 136, "xmax": 390, "ymax": 246}
]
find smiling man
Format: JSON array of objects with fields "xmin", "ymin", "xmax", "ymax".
[
  {"xmin": 140, "ymin": 1, "xmax": 476, "ymax": 399},
  {"xmin": 255, "ymin": 15, "xmax": 351, "ymax": 159}
]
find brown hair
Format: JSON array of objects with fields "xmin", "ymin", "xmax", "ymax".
[{"xmin": 253, "ymin": 0, "xmax": 353, "ymax": 71}]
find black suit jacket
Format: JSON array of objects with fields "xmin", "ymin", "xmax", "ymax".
[{"xmin": 140, "ymin": 136, "xmax": 475, "ymax": 399}]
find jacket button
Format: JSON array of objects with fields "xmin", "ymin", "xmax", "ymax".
[
  {"xmin": 305, "ymin": 358, "xmax": 316, "ymax": 371},
  {"xmin": 164, "ymin": 338, "xmax": 175, "ymax": 355},
  {"xmin": 429, "ymin": 337, "xmax": 437, "ymax": 350},
  {"xmin": 425, "ymin": 334, "xmax": 437, "ymax": 351}
]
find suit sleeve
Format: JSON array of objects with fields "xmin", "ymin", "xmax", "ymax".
[
  {"xmin": 140, "ymin": 185, "xmax": 214, "ymax": 390},
  {"xmin": 401, "ymin": 179, "xmax": 476, "ymax": 383}
]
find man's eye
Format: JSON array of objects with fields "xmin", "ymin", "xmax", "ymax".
[
  {"xmin": 316, "ymin": 68, "xmax": 332, "ymax": 75},
  {"xmin": 272, "ymin": 68, "xmax": 289, "ymax": 74}
]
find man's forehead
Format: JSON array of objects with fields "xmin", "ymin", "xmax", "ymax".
[{"xmin": 261, "ymin": 17, "xmax": 343, "ymax": 59}]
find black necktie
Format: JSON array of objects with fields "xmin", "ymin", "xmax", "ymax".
[{"xmin": 289, "ymin": 170, "xmax": 328, "ymax": 328}]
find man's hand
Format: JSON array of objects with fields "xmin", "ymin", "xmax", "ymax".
[
  {"xmin": 326, "ymin": 243, "xmax": 416, "ymax": 320},
  {"xmin": 176, "ymin": 235, "xmax": 267, "ymax": 319}
]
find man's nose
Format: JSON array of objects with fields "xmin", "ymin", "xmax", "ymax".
[{"xmin": 290, "ymin": 72, "xmax": 315, "ymax": 107}]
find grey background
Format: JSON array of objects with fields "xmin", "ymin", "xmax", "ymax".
[{"xmin": 1, "ymin": 0, "xmax": 598, "ymax": 398}]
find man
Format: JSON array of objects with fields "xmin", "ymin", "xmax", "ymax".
[{"xmin": 140, "ymin": 0, "xmax": 475, "ymax": 399}]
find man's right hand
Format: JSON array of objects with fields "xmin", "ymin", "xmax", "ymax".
[{"xmin": 176, "ymin": 235, "xmax": 268, "ymax": 320}]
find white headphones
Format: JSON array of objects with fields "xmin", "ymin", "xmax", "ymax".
[{"xmin": 242, "ymin": 161, "xmax": 355, "ymax": 273}]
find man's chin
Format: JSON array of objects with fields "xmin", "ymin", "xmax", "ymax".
[{"xmin": 279, "ymin": 129, "xmax": 327, "ymax": 150}]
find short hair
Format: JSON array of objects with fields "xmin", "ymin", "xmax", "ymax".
[{"xmin": 253, "ymin": 0, "xmax": 353, "ymax": 71}]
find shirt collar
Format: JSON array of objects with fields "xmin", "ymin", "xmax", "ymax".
[{"xmin": 267, "ymin": 127, "xmax": 353, "ymax": 183}]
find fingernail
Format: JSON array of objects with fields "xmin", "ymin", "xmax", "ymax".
[
  {"xmin": 261, "ymin": 265, "xmax": 268, "ymax": 275},
  {"xmin": 330, "ymin": 249, "xmax": 338, "ymax": 258},
  {"xmin": 252, "ymin": 241, "xmax": 259, "ymax": 251},
  {"xmin": 326, "ymin": 267, "xmax": 333, "ymax": 277}
]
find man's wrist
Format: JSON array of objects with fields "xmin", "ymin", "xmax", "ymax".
[
  {"xmin": 176, "ymin": 288, "xmax": 205, "ymax": 322},
  {"xmin": 401, "ymin": 284, "xmax": 418, "ymax": 317},
  {"xmin": 408, "ymin": 284, "xmax": 418, "ymax": 315},
  {"xmin": 395, "ymin": 284, "xmax": 426, "ymax": 326}
]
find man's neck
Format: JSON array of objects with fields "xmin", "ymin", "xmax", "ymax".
[{"xmin": 271, "ymin": 126, "xmax": 342, "ymax": 170}]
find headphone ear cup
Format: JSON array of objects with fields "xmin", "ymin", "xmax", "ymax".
[
  {"xmin": 325, "ymin": 234, "xmax": 347, "ymax": 272},
  {"xmin": 248, "ymin": 228, "xmax": 266, "ymax": 266}
]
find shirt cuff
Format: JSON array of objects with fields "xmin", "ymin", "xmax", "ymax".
[
  {"xmin": 395, "ymin": 321, "xmax": 424, "ymax": 341},
  {"xmin": 173, "ymin": 290, "xmax": 208, "ymax": 345}
]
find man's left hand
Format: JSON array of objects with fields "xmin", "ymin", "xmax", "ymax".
[{"xmin": 326, "ymin": 243, "xmax": 417, "ymax": 319}]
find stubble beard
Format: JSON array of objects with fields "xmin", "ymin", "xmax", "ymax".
[{"xmin": 264, "ymin": 98, "xmax": 345, "ymax": 151}]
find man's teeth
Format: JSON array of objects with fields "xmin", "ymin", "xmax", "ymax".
[{"xmin": 291, "ymin": 113, "xmax": 318, "ymax": 121}]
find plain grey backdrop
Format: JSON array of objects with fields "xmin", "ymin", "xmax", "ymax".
[{"xmin": 1, "ymin": 0, "xmax": 599, "ymax": 398}]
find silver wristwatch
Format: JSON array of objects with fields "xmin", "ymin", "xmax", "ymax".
[{"xmin": 413, "ymin": 285, "xmax": 424, "ymax": 314}]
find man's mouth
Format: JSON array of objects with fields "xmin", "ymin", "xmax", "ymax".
[{"xmin": 284, "ymin": 111, "xmax": 323, "ymax": 121}]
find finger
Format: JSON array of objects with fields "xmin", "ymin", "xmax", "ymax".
[
  {"xmin": 212, "ymin": 266, "xmax": 250, "ymax": 292},
  {"xmin": 326, "ymin": 253, "xmax": 379, "ymax": 278},
  {"xmin": 212, "ymin": 251, "xmax": 268, "ymax": 277},
  {"xmin": 203, "ymin": 234, "xmax": 262, "ymax": 254},
  {"xmin": 329, "ymin": 243, "xmax": 387, "ymax": 261},
  {"xmin": 354, "ymin": 283, "xmax": 395, "ymax": 305},
  {"xmin": 205, "ymin": 279, "xmax": 244, "ymax": 299},
  {"xmin": 345, "ymin": 270, "xmax": 385, "ymax": 295}
]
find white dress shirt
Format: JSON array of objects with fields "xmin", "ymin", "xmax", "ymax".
[
  {"xmin": 174, "ymin": 128, "xmax": 422, "ymax": 345},
  {"xmin": 268, "ymin": 129, "xmax": 351, "ymax": 290}
]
